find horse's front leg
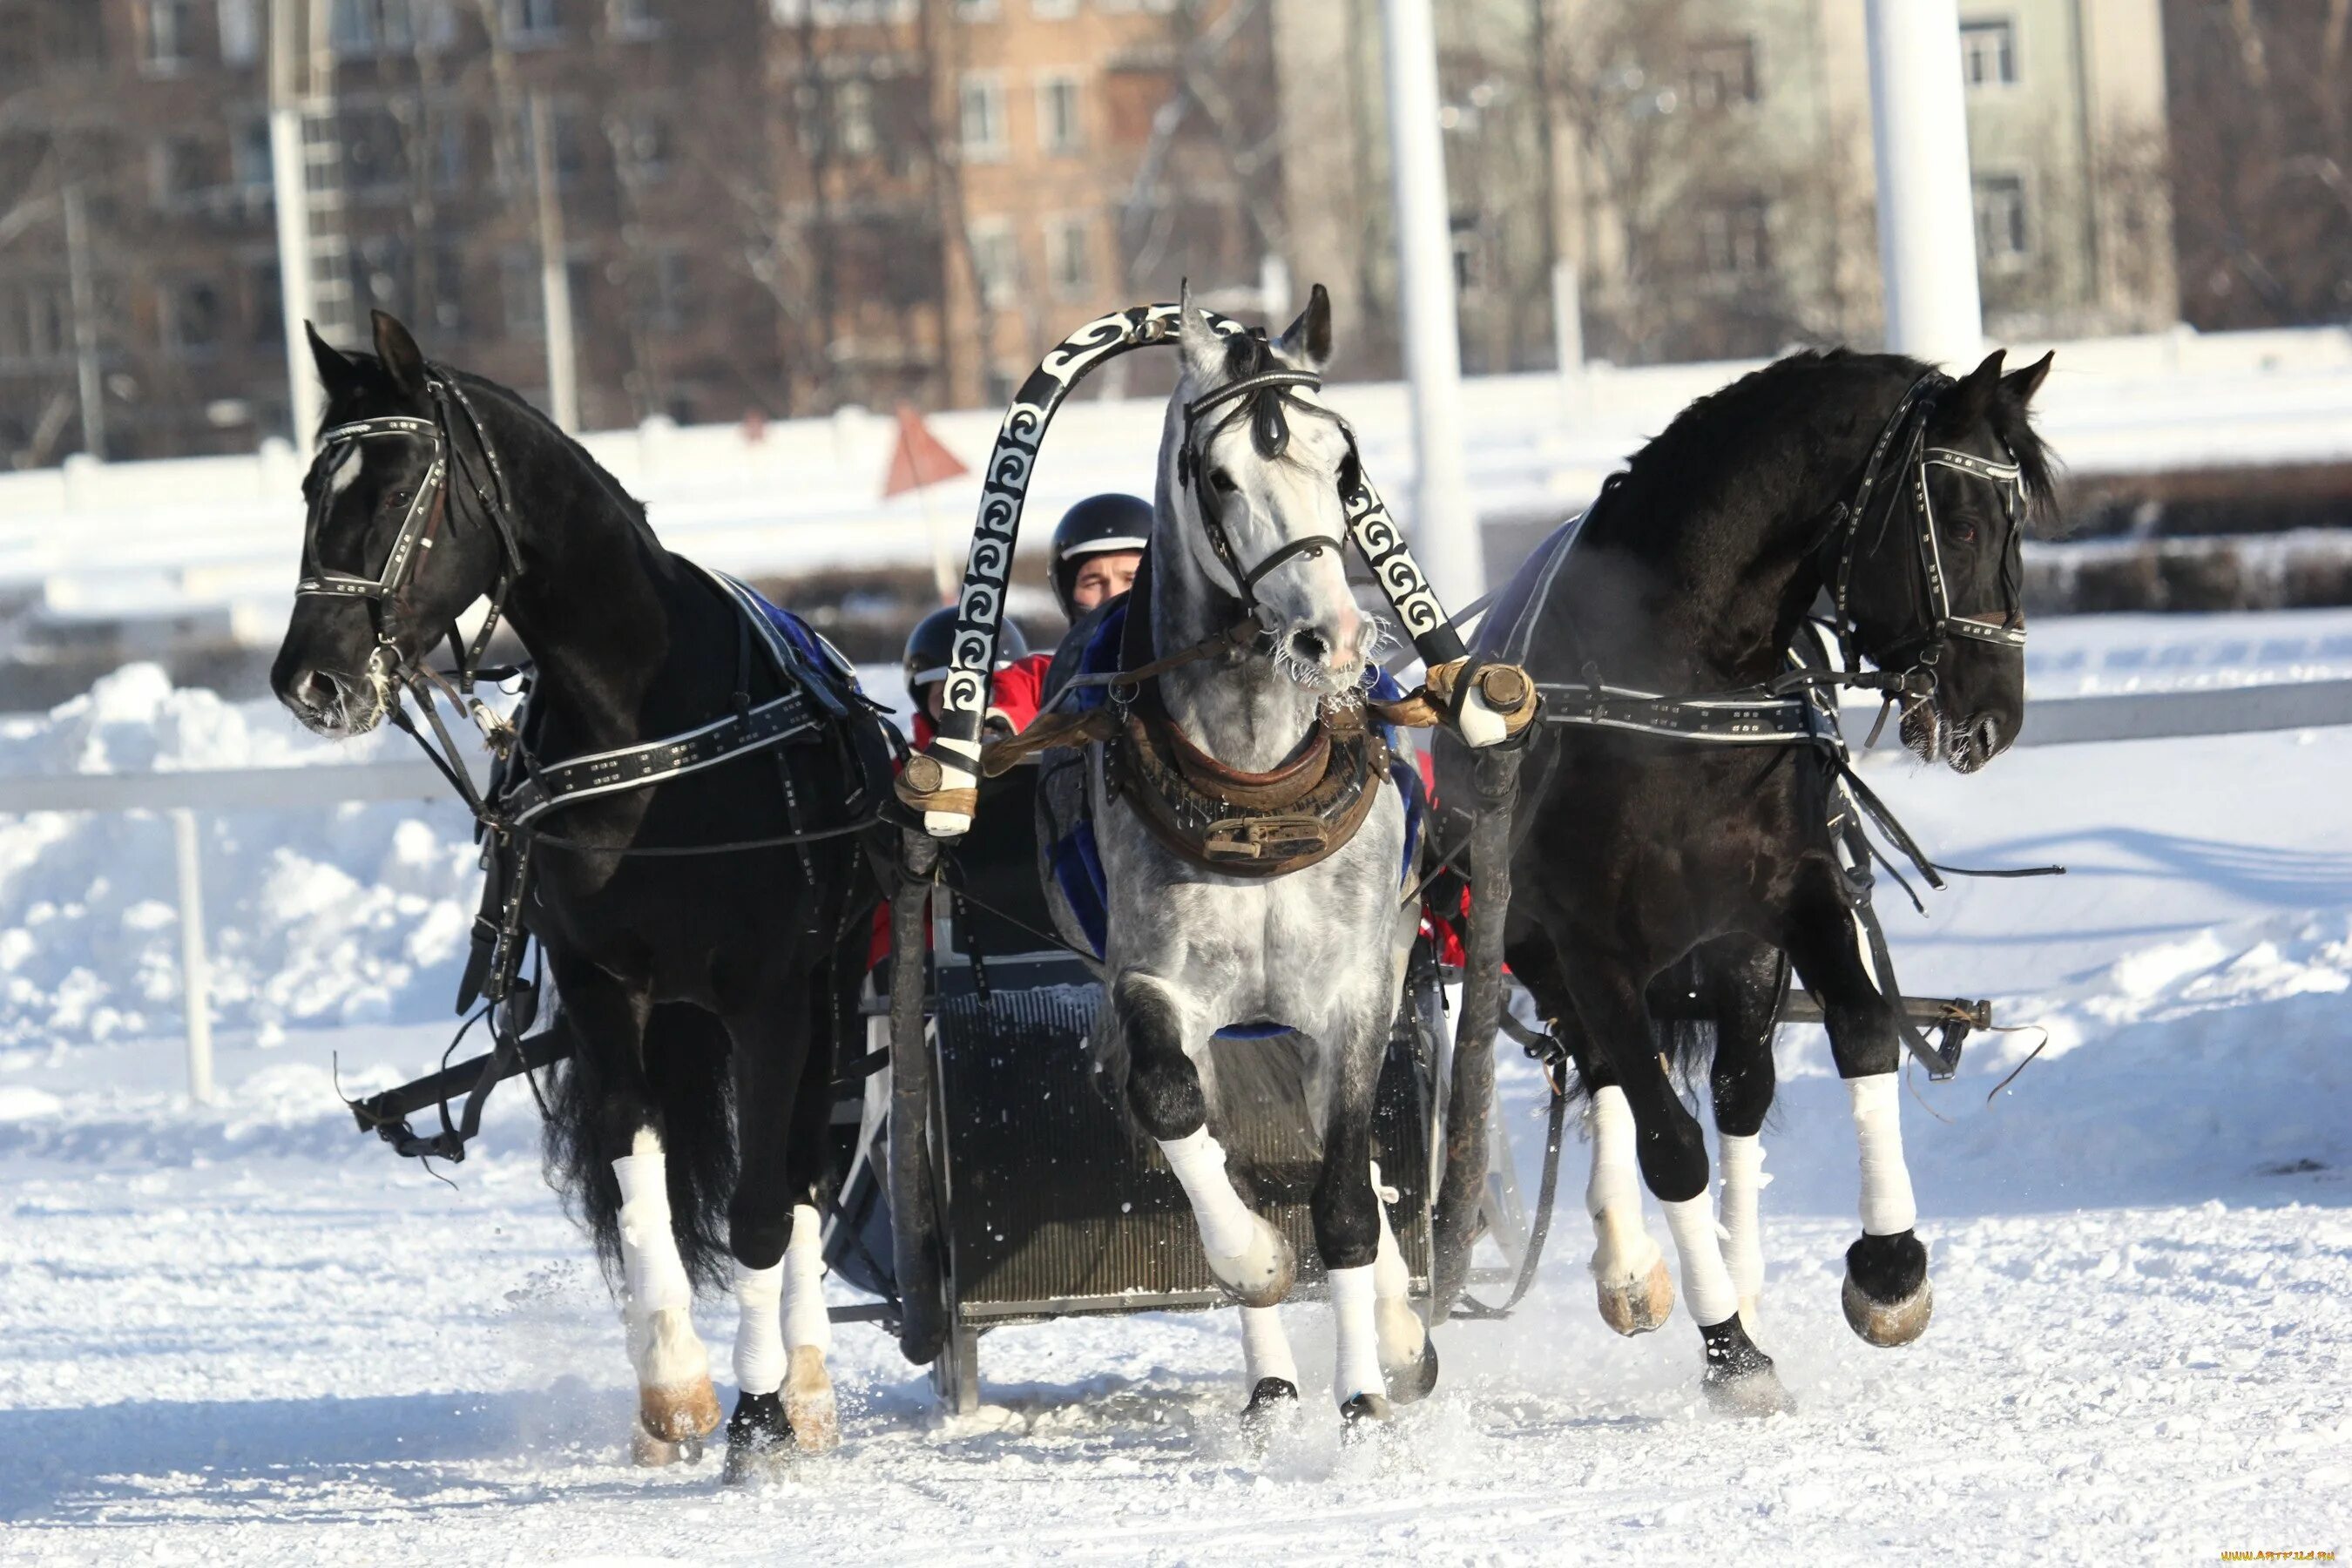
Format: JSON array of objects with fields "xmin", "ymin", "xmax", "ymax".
[
  {"xmin": 1785, "ymin": 896, "xmax": 1932, "ymax": 1348},
  {"xmin": 555, "ymin": 956, "xmax": 724, "ymax": 1464},
  {"xmin": 1114, "ymin": 971, "xmax": 1298, "ymax": 1308},
  {"xmin": 720, "ymin": 977, "xmax": 838, "ymax": 1482},
  {"xmin": 1701, "ymin": 935, "xmax": 1786, "ymax": 1331}
]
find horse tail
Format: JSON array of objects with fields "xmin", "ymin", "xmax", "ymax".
[{"xmin": 542, "ymin": 1000, "xmax": 739, "ymax": 1296}]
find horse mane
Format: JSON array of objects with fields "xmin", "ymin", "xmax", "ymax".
[{"xmin": 1598, "ymin": 348, "xmax": 2061, "ymax": 552}]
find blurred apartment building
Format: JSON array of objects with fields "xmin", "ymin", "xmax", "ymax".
[{"xmin": 1279, "ymin": 0, "xmax": 2178, "ymax": 375}]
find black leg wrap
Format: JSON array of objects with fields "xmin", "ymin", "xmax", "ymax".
[
  {"xmin": 721, "ymin": 1391, "xmax": 794, "ymax": 1484},
  {"xmin": 1842, "ymin": 1229, "xmax": 1934, "ymax": 1347},
  {"xmin": 1699, "ymin": 1316, "xmax": 1794, "ymax": 1416}
]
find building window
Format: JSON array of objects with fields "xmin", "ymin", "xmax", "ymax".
[
  {"xmin": 504, "ymin": 0, "xmax": 562, "ymax": 44},
  {"xmin": 1031, "ymin": 0, "xmax": 1078, "ymax": 17},
  {"xmin": 1698, "ymin": 198, "xmax": 1771, "ymax": 277},
  {"xmin": 141, "ymin": 0, "xmax": 196, "ymax": 72},
  {"xmin": 154, "ymin": 133, "xmax": 217, "ymax": 206},
  {"xmin": 1974, "ymin": 172, "xmax": 2031, "ymax": 263},
  {"xmin": 219, "ymin": 0, "xmax": 262, "ymax": 64},
  {"xmin": 164, "ymin": 279, "xmax": 224, "ymax": 354},
  {"xmin": 634, "ymin": 247, "xmax": 691, "ymax": 330},
  {"xmin": 1037, "ymin": 75, "xmax": 1082, "ymax": 156},
  {"xmin": 609, "ymin": 0, "xmax": 660, "ymax": 39},
  {"xmin": 1045, "ymin": 215, "xmax": 1090, "ymax": 297},
  {"xmin": 331, "ymin": 0, "xmax": 419, "ymax": 56},
  {"xmin": 969, "ymin": 220, "xmax": 1018, "ymax": 309},
  {"xmin": 232, "ymin": 114, "xmax": 274, "ymax": 193},
  {"xmin": 959, "ymin": 75, "xmax": 1007, "ymax": 162},
  {"xmin": 1959, "ymin": 18, "xmax": 2016, "ymax": 87},
  {"xmin": 247, "ymin": 258, "xmax": 284, "ymax": 344},
  {"xmin": 1688, "ymin": 37, "xmax": 1758, "ymax": 110},
  {"xmin": 617, "ymin": 106, "xmax": 672, "ymax": 179},
  {"xmin": 836, "ymin": 79, "xmax": 875, "ymax": 157}
]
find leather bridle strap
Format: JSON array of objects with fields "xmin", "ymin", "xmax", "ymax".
[{"xmin": 1178, "ymin": 366, "xmax": 1350, "ymax": 613}]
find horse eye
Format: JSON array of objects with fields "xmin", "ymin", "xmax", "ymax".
[
  {"xmin": 1950, "ymin": 519, "xmax": 1977, "ymax": 544},
  {"xmin": 1209, "ymin": 469, "xmax": 1239, "ymax": 496},
  {"xmin": 385, "ymin": 490, "xmax": 410, "ymax": 511}
]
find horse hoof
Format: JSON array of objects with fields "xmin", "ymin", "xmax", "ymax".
[
  {"xmin": 1699, "ymin": 1315, "xmax": 1794, "ymax": 1418},
  {"xmin": 1240, "ymin": 1376, "xmax": 1300, "ymax": 1432},
  {"xmin": 1382, "ymin": 1334, "xmax": 1440, "ymax": 1407},
  {"xmin": 1338, "ymin": 1392, "xmax": 1393, "ymax": 1432},
  {"xmin": 1596, "ymin": 1257, "xmax": 1676, "ymax": 1336},
  {"xmin": 1842, "ymin": 1271, "xmax": 1934, "ymax": 1347},
  {"xmin": 721, "ymin": 1391, "xmax": 794, "ymax": 1484},
  {"xmin": 1209, "ymin": 1218, "xmax": 1296, "ymax": 1310},
  {"xmin": 631, "ymin": 1417, "xmax": 706, "ymax": 1468},
  {"xmin": 783, "ymin": 1346, "xmax": 840, "ymax": 1456},
  {"xmin": 639, "ymin": 1374, "xmax": 724, "ymax": 1444}
]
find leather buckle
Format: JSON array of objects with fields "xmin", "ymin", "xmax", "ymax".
[{"xmin": 1201, "ymin": 813, "xmax": 1328, "ymax": 862}]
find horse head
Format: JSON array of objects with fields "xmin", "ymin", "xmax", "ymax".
[
  {"xmin": 272, "ymin": 311, "xmax": 515, "ymax": 739},
  {"xmin": 1159, "ymin": 283, "xmax": 1374, "ymax": 695},
  {"xmin": 1843, "ymin": 348, "xmax": 2057, "ymax": 774}
]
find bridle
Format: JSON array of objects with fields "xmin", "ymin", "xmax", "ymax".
[
  {"xmin": 1173, "ymin": 347, "xmax": 1357, "ymax": 618},
  {"xmin": 297, "ymin": 370, "xmax": 528, "ymax": 700},
  {"xmin": 1820, "ymin": 371, "xmax": 2031, "ymax": 700}
]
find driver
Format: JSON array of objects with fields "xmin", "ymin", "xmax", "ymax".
[
  {"xmin": 1050, "ymin": 494, "xmax": 1151, "ymax": 624},
  {"xmin": 902, "ymin": 606, "xmax": 1038, "ymax": 747}
]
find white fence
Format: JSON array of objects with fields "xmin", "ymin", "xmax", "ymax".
[{"xmin": 3, "ymin": 673, "xmax": 2347, "ymax": 1107}]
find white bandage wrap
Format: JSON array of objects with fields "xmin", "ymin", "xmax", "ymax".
[
  {"xmin": 1369, "ymin": 1161, "xmax": 1427, "ymax": 1367},
  {"xmin": 733, "ymin": 1260, "xmax": 785, "ymax": 1396},
  {"xmin": 1456, "ymin": 684, "xmax": 1510, "ymax": 747},
  {"xmin": 783, "ymin": 1203, "xmax": 831, "ymax": 1354},
  {"xmin": 612, "ymin": 1141, "xmax": 692, "ymax": 1318},
  {"xmin": 1718, "ymin": 1133, "xmax": 1767, "ymax": 1314},
  {"xmin": 924, "ymin": 740, "xmax": 980, "ymax": 836},
  {"xmin": 1328, "ymin": 1264, "xmax": 1384, "ymax": 1403},
  {"xmin": 1846, "ymin": 1073, "xmax": 1918, "ymax": 1236},
  {"xmin": 1239, "ymin": 1305, "xmax": 1298, "ymax": 1388},
  {"xmin": 1585, "ymin": 1086, "xmax": 1644, "ymax": 1220},
  {"xmin": 1159, "ymin": 1127, "xmax": 1260, "ymax": 1260},
  {"xmin": 1661, "ymin": 1195, "xmax": 1742, "ymax": 1328}
]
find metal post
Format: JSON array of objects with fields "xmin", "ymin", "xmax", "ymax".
[
  {"xmin": 1865, "ymin": 0, "xmax": 1984, "ymax": 366},
  {"xmin": 268, "ymin": 0, "xmax": 320, "ymax": 444},
  {"xmin": 1378, "ymin": 0, "xmax": 1483, "ymax": 605},
  {"xmin": 1550, "ymin": 259, "xmax": 1582, "ymax": 379},
  {"xmin": 61, "ymin": 183, "xmax": 105, "ymax": 462},
  {"xmin": 531, "ymin": 91, "xmax": 580, "ymax": 433},
  {"xmin": 172, "ymin": 809, "xmax": 215, "ymax": 1106}
]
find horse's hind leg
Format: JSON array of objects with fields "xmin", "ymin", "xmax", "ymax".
[
  {"xmin": 1784, "ymin": 895, "xmax": 1932, "ymax": 1348},
  {"xmin": 1520, "ymin": 934, "xmax": 1673, "ymax": 1335},
  {"xmin": 1312, "ymin": 999, "xmax": 1417, "ymax": 1424},
  {"xmin": 559, "ymin": 960, "xmax": 723, "ymax": 1463},
  {"xmin": 1701, "ymin": 935, "xmax": 1786, "ymax": 1329},
  {"xmin": 1118, "ymin": 972, "xmax": 1296, "ymax": 1310}
]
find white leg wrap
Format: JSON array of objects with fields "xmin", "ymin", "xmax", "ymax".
[
  {"xmin": 1846, "ymin": 1073, "xmax": 1918, "ymax": 1235},
  {"xmin": 1328, "ymin": 1264, "xmax": 1384, "ymax": 1405},
  {"xmin": 1718, "ymin": 1133, "xmax": 1767, "ymax": 1320},
  {"xmin": 1159, "ymin": 1126, "xmax": 1262, "ymax": 1261},
  {"xmin": 733, "ymin": 1260, "xmax": 785, "ymax": 1397},
  {"xmin": 1369, "ymin": 1161, "xmax": 1427, "ymax": 1367},
  {"xmin": 1240, "ymin": 1305, "xmax": 1298, "ymax": 1388},
  {"xmin": 782, "ymin": 1203, "xmax": 831, "ymax": 1354},
  {"xmin": 1585, "ymin": 1086, "xmax": 1661, "ymax": 1277},
  {"xmin": 1661, "ymin": 1194, "xmax": 1741, "ymax": 1328},
  {"xmin": 612, "ymin": 1139, "xmax": 693, "ymax": 1318}
]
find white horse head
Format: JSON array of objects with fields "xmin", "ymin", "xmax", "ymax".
[{"xmin": 1159, "ymin": 284, "xmax": 1374, "ymax": 695}]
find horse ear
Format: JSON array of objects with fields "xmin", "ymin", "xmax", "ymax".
[
  {"xmin": 1950, "ymin": 348, "xmax": 2006, "ymax": 422},
  {"xmin": 1276, "ymin": 283, "xmax": 1333, "ymax": 371},
  {"xmin": 307, "ymin": 321, "xmax": 362, "ymax": 405},
  {"xmin": 371, "ymin": 309, "xmax": 429, "ymax": 401},
  {"xmin": 2003, "ymin": 350, "xmax": 2054, "ymax": 406},
  {"xmin": 1177, "ymin": 280, "xmax": 1225, "ymax": 382}
]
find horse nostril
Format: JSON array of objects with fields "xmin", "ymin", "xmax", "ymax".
[
  {"xmin": 296, "ymin": 671, "xmax": 341, "ymax": 715},
  {"xmin": 1972, "ymin": 714, "xmax": 2001, "ymax": 756},
  {"xmin": 1289, "ymin": 630, "xmax": 1330, "ymax": 666}
]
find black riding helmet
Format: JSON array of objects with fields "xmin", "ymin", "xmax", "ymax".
[
  {"xmin": 902, "ymin": 605, "xmax": 1029, "ymax": 697},
  {"xmin": 1050, "ymin": 494, "xmax": 1152, "ymax": 621}
]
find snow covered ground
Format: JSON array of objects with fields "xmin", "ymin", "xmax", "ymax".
[{"xmin": 2, "ymin": 618, "xmax": 2349, "ymax": 1563}]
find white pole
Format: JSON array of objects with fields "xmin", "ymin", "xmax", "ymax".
[
  {"xmin": 268, "ymin": 0, "xmax": 319, "ymax": 444},
  {"xmin": 62, "ymin": 183, "xmax": 105, "ymax": 462},
  {"xmin": 1378, "ymin": 0, "xmax": 1482, "ymax": 605},
  {"xmin": 1550, "ymin": 259, "xmax": 1582, "ymax": 378},
  {"xmin": 531, "ymin": 91, "xmax": 580, "ymax": 433},
  {"xmin": 1865, "ymin": 0, "xmax": 1984, "ymax": 367},
  {"xmin": 172, "ymin": 809, "xmax": 215, "ymax": 1106}
]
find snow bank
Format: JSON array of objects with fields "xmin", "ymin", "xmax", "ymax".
[{"xmin": 0, "ymin": 666, "xmax": 481, "ymax": 1049}]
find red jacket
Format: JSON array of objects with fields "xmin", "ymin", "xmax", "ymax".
[{"xmin": 910, "ymin": 653, "xmax": 1052, "ymax": 749}]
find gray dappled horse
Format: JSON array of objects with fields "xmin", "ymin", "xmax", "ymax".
[{"xmin": 1045, "ymin": 292, "xmax": 1437, "ymax": 1426}]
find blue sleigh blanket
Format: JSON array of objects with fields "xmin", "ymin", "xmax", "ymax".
[{"xmin": 1047, "ymin": 603, "xmax": 1429, "ymax": 990}]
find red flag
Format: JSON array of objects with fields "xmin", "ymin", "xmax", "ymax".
[{"xmin": 882, "ymin": 402, "xmax": 969, "ymax": 498}]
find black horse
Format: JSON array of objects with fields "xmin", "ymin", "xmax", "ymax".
[
  {"xmin": 1440, "ymin": 348, "xmax": 2057, "ymax": 1410},
  {"xmin": 273, "ymin": 312, "xmax": 889, "ymax": 1476}
]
